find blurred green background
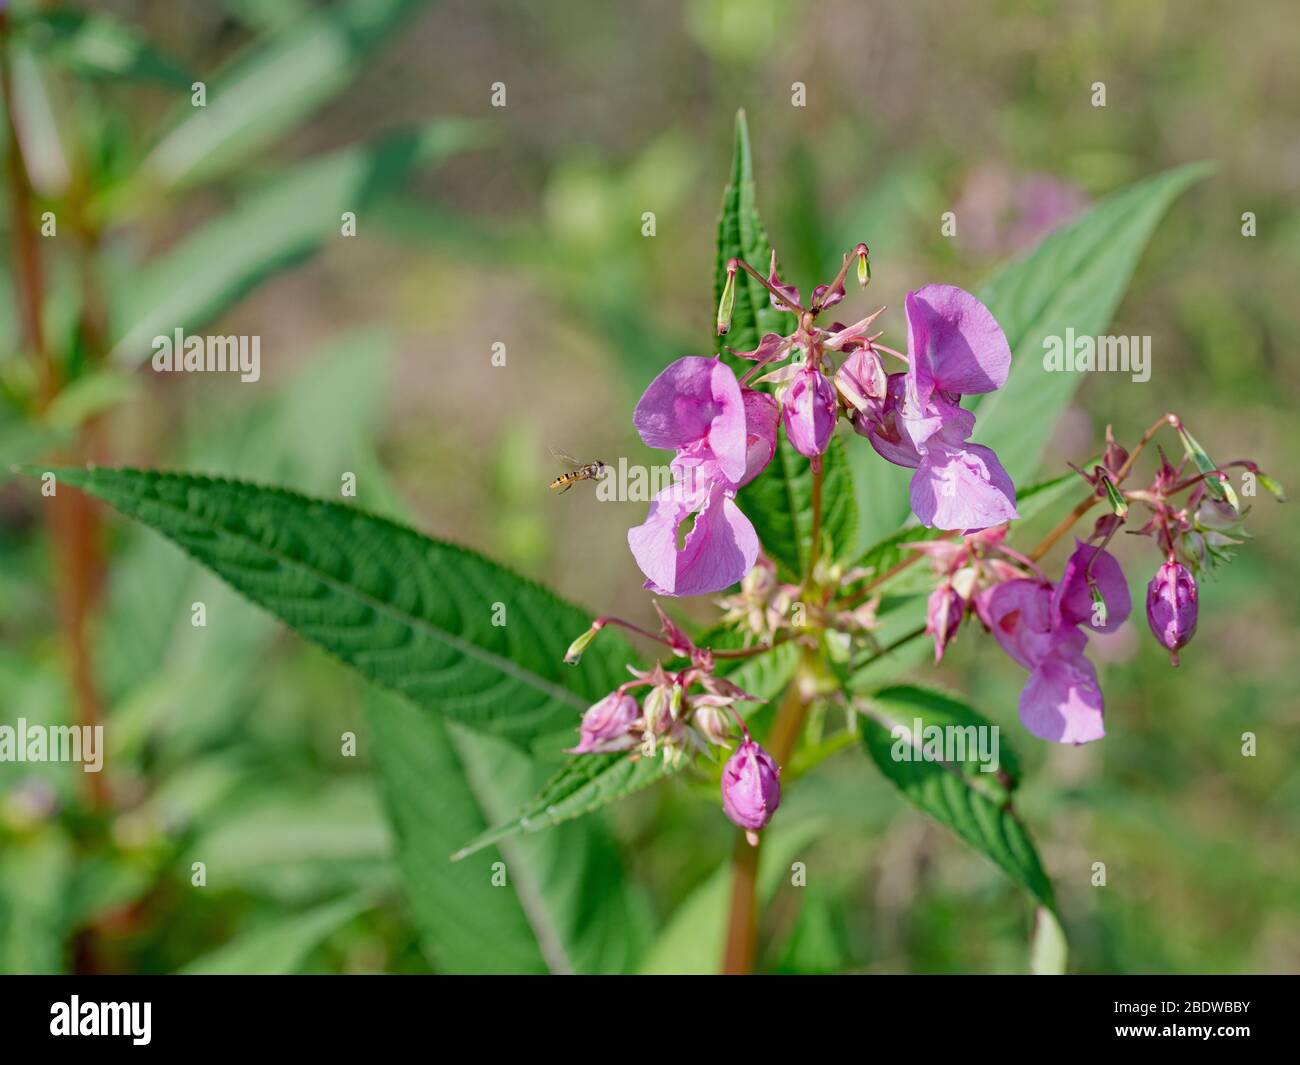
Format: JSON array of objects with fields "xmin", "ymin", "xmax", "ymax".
[{"xmin": 0, "ymin": 0, "xmax": 1296, "ymax": 973}]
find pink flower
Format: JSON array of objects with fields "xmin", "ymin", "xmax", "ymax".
[
  {"xmin": 721, "ymin": 739, "xmax": 781, "ymax": 831},
  {"xmin": 852, "ymin": 285, "xmax": 1018, "ymax": 531},
  {"xmin": 782, "ymin": 367, "xmax": 838, "ymax": 458},
  {"xmin": 975, "ymin": 541, "xmax": 1131, "ymax": 745},
  {"xmin": 629, "ymin": 358, "xmax": 775, "ymax": 596},
  {"xmin": 567, "ymin": 691, "xmax": 641, "ymax": 753}
]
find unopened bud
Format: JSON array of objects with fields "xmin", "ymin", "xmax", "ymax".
[
  {"xmin": 563, "ymin": 623, "xmax": 600, "ymax": 665},
  {"xmin": 1146, "ymin": 560, "xmax": 1198, "ymax": 666},
  {"xmin": 926, "ymin": 583, "xmax": 964, "ymax": 664},
  {"xmin": 721, "ymin": 739, "xmax": 781, "ymax": 832},
  {"xmin": 717, "ymin": 261, "xmax": 738, "ymax": 336},
  {"xmin": 855, "ymin": 243, "xmax": 871, "ymax": 287}
]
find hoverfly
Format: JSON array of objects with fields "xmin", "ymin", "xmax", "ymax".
[{"xmin": 548, "ymin": 446, "xmax": 607, "ymax": 493}]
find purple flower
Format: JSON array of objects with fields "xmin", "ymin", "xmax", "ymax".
[
  {"xmin": 629, "ymin": 358, "xmax": 774, "ymax": 596},
  {"xmin": 926, "ymin": 583, "xmax": 965, "ymax": 664},
  {"xmin": 976, "ymin": 540, "xmax": 1131, "ymax": 744},
  {"xmin": 1146, "ymin": 560, "xmax": 1198, "ymax": 665},
  {"xmin": 852, "ymin": 286, "xmax": 1018, "ymax": 532},
  {"xmin": 782, "ymin": 367, "xmax": 838, "ymax": 458},
  {"xmin": 567, "ymin": 691, "xmax": 641, "ymax": 753},
  {"xmin": 721, "ymin": 739, "xmax": 781, "ymax": 832}
]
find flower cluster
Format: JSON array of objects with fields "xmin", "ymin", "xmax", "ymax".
[
  {"xmin": 628, "ymin": 245, "xmax": 1018, "ymax": 599},
  {"xmin": 562, "ymin": 237, "xmax": 1280, "ymax": 843}
]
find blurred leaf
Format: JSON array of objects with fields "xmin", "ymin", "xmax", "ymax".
[
  {"xmin": 1030, "ymin": 905, "xmax": 1069, "ymax": 976},
  {"xmin": 856, "ymin": 164, "xmax": 1210, "ymax": 541},
  {"xmin": 368, "ymin": 692, "xmax": 651, "ymax": 973},
  {"xmin": 0, "ymin": 828, "xmax": 72, "ymax": 974},
  {"xmin": 972, "ymin": 163, "xmax": 1212, "ymax": 485},
  {"xmin": 141, "ymin": 0, "xmax": 429, "ymax": 189},
  {"xmin": 180, "ymin": 893, "xmax": 370, "ymax": 975},
  {"xmin": 111, "ymin": 121, "xmax": 481, "ymax": 363},
  {"xmin": 858, "ymin": 684, "xmax": 1062, "ymax": 960},
  {"xmin": 16, "ymin": 9, "xmax": 192, "ymax": 88},
  {"xmin": 639, "ymin": 819, "xmax": 822, "ymax": 974},
  {"xmin": 47, "ymin": 467, "xmax": 633, "ymax": 749},
  {"xmin": 740, "ymin": 433, "xmax": 857, "ymax": 581},
  {"xmin": 452, "ymin": 751, "xmax": 679, "ymax": 861},
  {"xmin": 42, "ymin": 368, "xmax": 138, "ymax": 431}
]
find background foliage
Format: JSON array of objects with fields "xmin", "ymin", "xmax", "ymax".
[{"xmin": 1, "ymin": 0, "xmax": 1297, "ymax": 974}]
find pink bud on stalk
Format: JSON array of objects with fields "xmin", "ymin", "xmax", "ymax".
[
  {"xmin": 567, "ymin": 692, "xmax": 640, "ymax": 754},
  {"xmin": 721, "ymin": 739, "xmax": 781, "ymax": 842},
  {"xmin": 782, "ymin": 368, "xmax": 837, "ymax": 458},
  {"xmin": 926, "ymin": 582, "xmax": 965, "ymax": 664},
  {"xmin": 1146, "ymin": 559, "xmax": 1198, "ymax": 666}
]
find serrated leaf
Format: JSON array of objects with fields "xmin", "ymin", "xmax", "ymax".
[
  {"xmin": 712, "ymin": 109, "xmax": 790, "ymax": 358},
  {"xmin": 739, "ymin": 432, "xmax": 857, "ymax": 580},
  {"xmin": 452, "ymin": 750, "xmax": 680, "ymax": 860},
  {"xmin": 43, "ymin": 467, "xmax": 632, "ymax": 748},
  {"xmin": 111, "ymin": 121, "xmax": 481, "ymax": 363},
  {"xmin": 858, "ymin": 684, "xmax": 1057, "ymax": 920}
]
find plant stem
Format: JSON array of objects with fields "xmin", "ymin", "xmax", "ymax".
[
  {"xmin": 720, "ymin": 673, "xmax": 808, "ymax": 974},
  {"xmin": 804, "ymin": 459, "xmax": 825, "ymax": 589},
  {"xmin": 2, "ymin": 26, "xmax": 109, "ymax": 809}
]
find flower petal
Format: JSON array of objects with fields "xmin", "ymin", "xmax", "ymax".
[
  {"xmin": 909, "ymin": 441, "xmax": 1018, "ymax": 531},
  {"xmin": 975, "ymin": 577, "xmax": 1057, "ymax": 670},
  {"xmin": 1019, "ymin": 634, "xmax": 1105, "ymax": 744},
  {"xmin": 738, "ymin": 388, "xmax": 780, "ymax": 488},
  {"xmin": 906, "ymin": 285, "xmax": 1012, "ymax": 406},
  {"xmin": 1052, "ymin": 538, "xmax": 1132, "ymax": 633},
  {"xmin": 633, "ymin": 356, "xmax": 746, "ymax": 482},
  {"xmin": 627, "ymin": 481, "xmax": 757, "ymax": 597}
]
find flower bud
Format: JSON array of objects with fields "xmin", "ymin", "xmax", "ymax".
[
  {"xmin": 692, "ymin": 704, "xmax": 734, "ymax": 746},
  {"xmin": 721, "ymin": 739, "xmax": 781, "ymax": 832},
  {"xmin": 563, "ymin": 623, "xmax": 601, "ymax": 665},
  {"xmin": 926, "ymin": 582, "xmax": 964, "ymax": 664},
  {"xmin": 717, "ymin": 262, "xmax": 737, "ymax": 336},
  {"xmin": 855, "ymin": 243, "xmax": 871, "ymax": 287},
  {"xmin": 834, "ymin": 347, "xmax": 887, "ymax": 413},
  {"xmin": 1145, "ymin": 560, "xmax": 1198, "ymax": 666},
  {"xmin": 782, "ymin": 368, "xmax": 837, "ymax": 457},
  {"xmin": 567, "ymin": 691, "xmax": 640, "ymax": 753}
]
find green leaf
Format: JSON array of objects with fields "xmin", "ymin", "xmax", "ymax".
[
  {"xmin": 855, "ymin": 164, "xmax": 1210, "ymax": 542},
  {"xmin": 369, "ymin": 692, "xmax": 651, "ymax": 973},
  {"xmin": 43, "ymin": 466, "xmax": 632, "ymax": 749},
  {"xmin": 858, "ymin": 684, "xmax": 1058, "ymax": 922},
  {"xmin": 972, "ymin": 163, "xmax": 1212, "ymax": 486},
  {"xmin": 452, "ymin": 748, "xmax": 680, "ymax": 861},
  {"xmin": 15, "ymin": 10, "xmax": 192, "ymax": 88},
  {"xmin": 739, "ymin": 432, "xmax": 857, "ymax": 580},
  {"xmin": 110, "ymin": 121, "xmax": 480, "ymax": 364},
  {"xmin": 140, "ymin": 0, "xmax": 429, "ymax": 189},
  {"xmin": 639, "ymin": 819, "xmax": 824, "ymax": 974},
  {"xmin": 712, "ymin": 109, "xmax": 789, "ymax": 358},
  {"xmin": 180, "ymin": 894, "xmax": 370, "ymax": 975}
]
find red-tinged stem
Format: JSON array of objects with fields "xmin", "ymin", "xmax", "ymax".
[{"xmin": 730, "ymin": 256, "xmax": 804, "ymax": 315}]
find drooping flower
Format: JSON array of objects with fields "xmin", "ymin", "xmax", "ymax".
[
  {"xmin": 629, "ymin": 358, "xmax": 776, "ymax": 596},
  {"xmin": 567, "ymin": 691, "xmax": 641, "ymax": 754},
  {"xmin": 852, "ymin": 286, "xmax": 1018, "ymax": 531},
  {"xmin": 721, "ymin": 738, "xmax": 781, "ymax": 834},
  {"xmin": 976, "ymin": 540, "xmax": 1131, "ymax": 744},
  {"xmin": 1146, "ymin": 559, "xmax": 1198, "ymax": 665},
  {"xmin": 782, "ymin": 367, "xmax": 838, "ymax": 458}
]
